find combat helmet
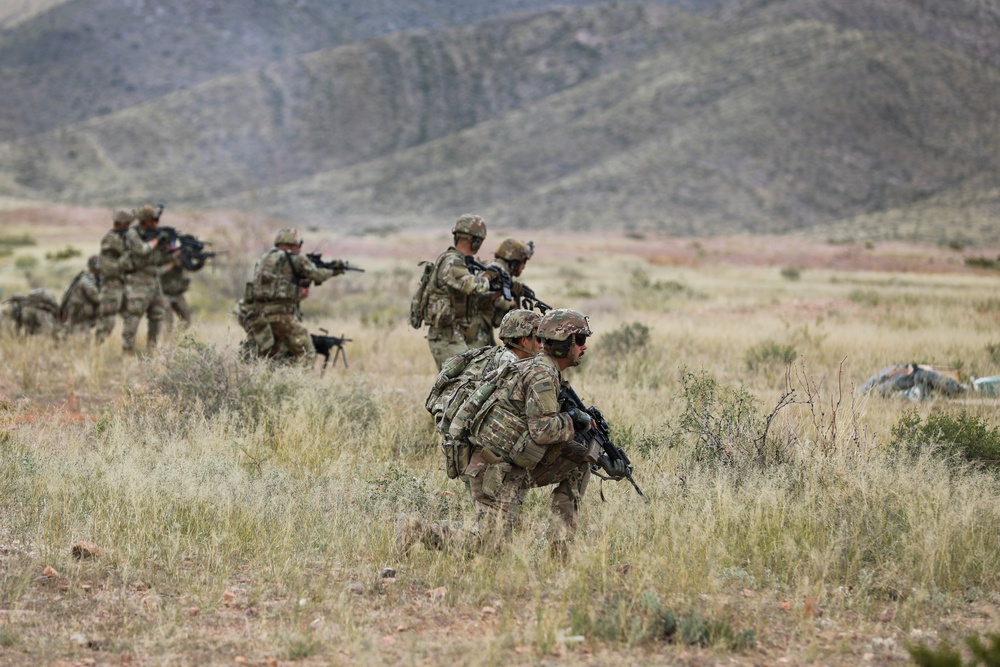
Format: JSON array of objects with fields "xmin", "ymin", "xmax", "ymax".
[
  {"xmin": 135, "ymin": 205, "xmax": 159, "ymax": 223},
  {"xmin": 452, "ymin": 214, "xmax": 487, "ymax": 240},
  {"xmin": 87, "ymin": 255, "xmax": 100, "ymax": 271},
  {"xmin": 537, "ymin": 308, "xmax": 591, "ymax": 342},
  {"xmin": 274, "ymin": 228, "xmax": 303, "ymax": 247},
  {"xmin": 498, "ymin": 309, "xmax": 540, "ymax": 342},
  {"xmin": 113, "ymin": 209, "xmax": 134, "ymax": 224},
  {"xmin": 495, "ymin": 239, "xmax": 533, "ymax": 263}
]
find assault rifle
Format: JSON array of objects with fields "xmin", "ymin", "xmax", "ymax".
[
  {"xmin": 464, "ymin": 256, "xmax": 513, "ymax": 301},
  {"xmin": 559, "ymin": 385, "xmax": 647, "ymax": 500},
  {"xmin": 306, "ymin": 252, "xmax": 364, "ymax": 274},
  {"xmin": 140, "ymin": 225, "xmax": 221, "ymax": 271},
  {"xmin": 514, "ymin": 283, "xmax": 552, "ymax": 314},
  {"xmin": 310, "ymin": 329, "xmax": 352, "ymax": 372}
]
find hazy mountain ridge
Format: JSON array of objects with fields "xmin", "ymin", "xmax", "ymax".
[
  {"xmin": 0, "ymin": 0, "xmax": 718, "ymax": 141},
  {"xmin": 0, "ymin": 0, "xmax": 998, "ymax": 237},
  {"xmin": 0, "ymin": 5, "xmax": 700, "ymax": 200},
  {"xmin": 233, "ymin": 20, "xmax": 1000, "ymax": 233}
]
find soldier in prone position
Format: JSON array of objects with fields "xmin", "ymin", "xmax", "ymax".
[{"xmin": 236, "ymin": 228, "xmax": 344, "ymax": 366}]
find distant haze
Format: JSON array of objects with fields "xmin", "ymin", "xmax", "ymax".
[{"xmin": 0, "ymin": 0, "xmax": 997, "ymax": 239}]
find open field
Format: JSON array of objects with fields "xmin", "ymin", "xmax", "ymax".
[{"xmin": 1, "ymin": 205, "xmax": 1000, "ymax": 666}]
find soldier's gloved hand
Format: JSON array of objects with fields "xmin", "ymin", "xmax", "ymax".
[
  {"xmin": 510, "ymin": 282, "xmax": 524, "ymax": 298},
  {"xmin": 567, "ymin": 408, "xmax": 592, "ymax": 433},
  {"xmin": 597, "ymin": 454, "xmax": 628, "ymax": 480}
]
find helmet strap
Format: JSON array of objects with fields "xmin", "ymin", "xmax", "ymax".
[{"xmin": 544, "ymin": 339, "xmax": 571, "ymax": 358}]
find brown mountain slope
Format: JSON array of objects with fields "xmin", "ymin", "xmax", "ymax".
[
  {"xmin": 725, "ymin": 0, "xmax": 1000, "ymax": 67},
  {"xmin": 0, "ymin": 0, "xmax": 717, "ymax": 141},
  {"xmin": 223, "ymin": 21, "xmax": 1000, "ymax": 234},
  {"xmin": 0, "ymin": 5, "xmax": 698, "ymax": 201},
  {"xmin": 0, "ymin": 1, "xmax": 997, "ymax": 237}
]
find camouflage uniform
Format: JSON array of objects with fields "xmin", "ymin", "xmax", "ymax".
[
  {"xmin": 95, "ymin": 209, "xmax": 134, "ymax": 344},
  {"xmin": 61, "ymin": 256, "xmax": 101, "ymax": 333},
  {"xmin": 467, "ymin": 239, "xmax": 533, "ymax": 348},
  {"xmin": 236, "ymin": 228, "xmax": 342, "ymax": 366},
  {"xmin": 456, "ymin": 309, "xmax": 596, "ymax": 551},
  {"xmin": 160, "ymin": 261, "xmax": 193, "ymax": 330},
  {"xmin": 424, "ymin": 215, "xmax": 491, "ymax": 369},
  {"xmin": 427, "ymin": 309, "xmax": 541, "ymax": 481},
  {"xmin": 120, "ymin": 206, "xmax": 171, "ymax": 353},
  {"xmin": 19, "ymin": 288, "xmax": 60, "ymax": 336}
]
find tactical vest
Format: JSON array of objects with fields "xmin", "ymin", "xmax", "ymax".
[
  {"xmin": 244, "ymin": 249, "xmax": 301, "ymax": 304},
  {"xmin": 424, "ymin": 248, "xmax": 469, "ymax": 328},
  {"xmin": 451, "ymin": 358, "xmax": 549, "ymax": 471}
]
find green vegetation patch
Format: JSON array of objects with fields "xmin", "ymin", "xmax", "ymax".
[{"xmin": 892, "ymin": 409, "xmax": 1000, "ymax": 469}]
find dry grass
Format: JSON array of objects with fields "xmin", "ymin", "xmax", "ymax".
[{"xmin": 1, "ymin": 214, "xmax": 1000, "ymax": 666}]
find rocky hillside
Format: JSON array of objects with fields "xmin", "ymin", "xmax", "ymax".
[{"xmin": 0, "ymin": 0, "xmax": 997, "ymax": 237}]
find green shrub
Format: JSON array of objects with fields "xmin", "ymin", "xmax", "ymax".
[
  {"xmin": 44, "ymin": 246, "xmax": 82, "ymax": 261},
  {"xmin": 597, "ymin": 322, "xmax": 650, "ymax": 359},
  {"xmin": 745, "ymin": 340, "xmax": 797, "ymax": 373},
  {"xmin": 674, "ymin": 370, "xmax": 790, "ymax": 467},
  {"xmin": 0, "ymin": 234, "xmax": 35, "ymax": 247},
  {"xmin": 891, "ymin": 410, "xmax": 1000, "ymax": 469},
  {"xmin": 965, "ymin": 256, "xmax": 1000, "ymax": 271},
  {"xmin": 14, "ymin": 255, "xmax": 37, "ymax": 270},
  {"xmin": 780, "ymin": 266, "xmax": 801, "ymax": 281},
  {"xmin": 908, "ymin": 633, "xmax": 1000, "ymax": 666},
  {"xmin": 848, "ymin": 289, "xmax": 881, "ymax": 307}
]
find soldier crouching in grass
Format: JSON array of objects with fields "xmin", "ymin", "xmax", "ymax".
[
  {"xmin": 60, "ymin": 255, "xmax": 102, "ymax": 334},
  {"xmin": 235, "ymin": 228, "xmax": 344, "ymax": 367},
  {"xmin": 398, "ymin": 308, "xmax": 627, "ymax": 557}
]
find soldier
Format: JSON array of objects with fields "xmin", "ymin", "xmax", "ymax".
[
  {"xmin": 420, "ymin": 214, "xmax": 494, "ymax": 369},
  {"xmin": 95, "ymin": 209, "xmax": 134, "ymax": 344},
  {"xmin": 426, "ymin": 309, "xmax": 541, "ymax": 482},
  {"xmin": 236, "ymin": 227, "xmax": 345, "ymax": 366},
  {"xmin": 60, "ymin": 255, "xmax": 102, "ymax": 333},
  {"xmin": 160, "ymin": 257, "xmax": 194, "ymax": 331},
  {"xmin": 17, "ymin": 288, "xmax": 60, "ymax": 336},
  {"xmin": 400, "ymin": 309, "xmax": 625, "ymax": 556},
  {"xmin": 467, "ymin": 238, "xmax": 533, "ymax": 348},
  {"xmin": 120, "ymin": 204, "xmax": 171, "ymax": 354}
]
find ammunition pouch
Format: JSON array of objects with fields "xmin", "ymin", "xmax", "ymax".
[
  {"xmin": 442, "ymin": 437, "xmax": 471, "ymax": 480},
  {"xmin": 481, "ymin": 461, "xmax": 512, "ymax": 500}
]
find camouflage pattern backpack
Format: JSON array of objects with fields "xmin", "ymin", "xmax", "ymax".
[
  {"xmin": 409, "ymin": 255, "xmax": 447, "ymax": 329},
  {"xmin": 425, "ymin": 345, "xmax": 512, "ymax": 437}
]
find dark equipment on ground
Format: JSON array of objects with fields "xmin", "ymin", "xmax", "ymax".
[
  {"xmin": 858, "ymin": 363, "xmax": 966, "ymax": 400},
  {"xmin": 311, "ymin": 329, "xmax": 352, "ymax": 372},
  {"xmin": 559, "ymin": 385, "xmax": 647, "ymax": 500}
]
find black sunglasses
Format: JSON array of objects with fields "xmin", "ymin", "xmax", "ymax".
[{"xmin": 573, "ymin": 334, "xmax": 588, "ymax": 346}]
